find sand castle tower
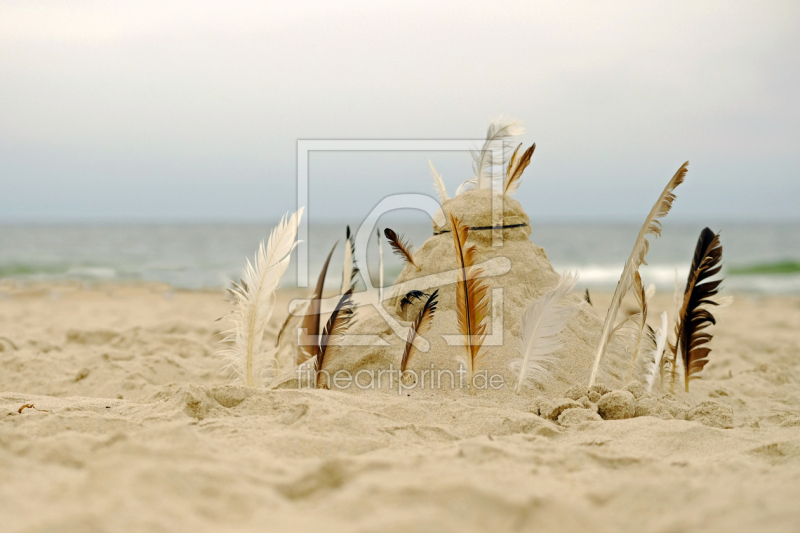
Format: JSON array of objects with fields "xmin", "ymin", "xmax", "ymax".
[{"xmin": 320, "ymin": 188, "xmax": 631, "ymax": 398}]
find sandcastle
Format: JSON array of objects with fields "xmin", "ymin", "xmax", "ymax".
[
  {"xmin": 253, "ymin": 120, "xmax": 701, "ymax": 401},
  {"xmin": 313, "ymin": 188, "xmax": 632, "ymax": 398}
]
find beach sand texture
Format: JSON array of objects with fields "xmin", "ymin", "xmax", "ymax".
[{"xmin": 1, "ymin": 282, "xmax": 799, "ymax": 532}]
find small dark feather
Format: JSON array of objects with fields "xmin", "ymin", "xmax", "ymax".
[
  {"xmin": 384, "ymin": 228, "xmax": 420, "ymax": 271},
  {"xmin": 299, "ymin": 243, "xmax": 337, "ymax": 365},
  {"xmin": 400, "ymin": 290, "xmax": 428, "ymax": 311},
  {"xmin": 401, "ymin": 290, "xmax": 439, "ymax": 375},
  {"xmin": 345, "ymin": 225, "xmax": 360, "ymax": 288},
  {"xmin": 585, "ymin": 289, "xmax": 592, "ymax": 306},
  {"xmin": 316, "ymin": 288, "xmax": 355, "ymax": 388}
]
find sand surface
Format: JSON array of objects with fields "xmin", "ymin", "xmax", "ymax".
[{"xmin": 1, "ymin": 282, "xmax": 800, "ymax": 532}]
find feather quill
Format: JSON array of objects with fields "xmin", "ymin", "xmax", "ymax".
[
  {"xmin": 315, "ymin": 289, "xmax": 355, "ymax": 388},
  {"xmin": 503, "ymin": 143, "xmax": 535, "ymax": 196},
  {"xmin": 429, "ymin": 160, "xmax": 449, "ymax": 203},
  {"xmin": 220, "ymin": 208, "xmax": 303, "ymax": 387},
  {"xmin": 510, "ymin": 271, "xmax": 582, "ymax": 394},
  {"xmin": 672, "ymin": 228, "xmax": 723, "ymax": 392},
  {"xmin": 646, "ymin": 311, "xmax": 669, "ymax": 392},
  {"xmin": 624, "ymin": 272, "xmax": 649, "ymax": 382},
  {"xmin": 587, "ymin": 162, "xmax": 687, "ymax": 387},
  {"xmin": 384, "ymin": 228, "xmax": 421, "ymax": 271},
  {"xmin": 471, "ymin": 116, "xmax": 525, "ymax": 189},
  {"xmin": 400, "ymin": 290, "xmax": 439, "ymax": 382},
  {"xmin": 298, "ymin": 242, "xmax": 337, "ymax": 365},
  {"xmin": 449, "ymin": 213, "xmax": 490, "ymax": 392},
  {"xmin": 341, "ymin": 226, "xmax": 359, "ymax": 294}
]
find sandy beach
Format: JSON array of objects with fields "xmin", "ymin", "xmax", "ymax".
[{"xmin": 1, "ymin": 282, "xmax": 799, "ymax": 532}]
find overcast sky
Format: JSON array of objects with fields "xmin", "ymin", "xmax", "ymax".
[{"xmin": 0, "ymin": 1, "xmax": 798, "ymax": 223}]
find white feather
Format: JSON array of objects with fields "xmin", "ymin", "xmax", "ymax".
[
  {"xmin": 219, "ymin": 208, "xmax": 303, "ymax": 387},
  {"xmin": 646, "ymin": 312, "xmax": 669, "ymax": 392},
  {"xmin": 456, "ymin": 177, "xmax": 477, "ymax": 196},
  {"xmin": 471, "ymin": 116, "xmax": 525, "ymax": 190},
  {"xmin": 587, "ymin": 163, "xmax": 686, "ymax": 387},
  {"xmin": 429, "ymin": 160, "xmax": 449, "ymax": 203},
  {"xmin": 510, "ymin": 271, "xmax": 582, "ymax": 394},
  {"xmin": 669, "ymin": 267, "xmax": 683, "ymax": 347},
  {"xmin": 712, "ymin": 295, "xmax": 734, "ymax": 308},
  {"xmin": 645, "ymin": 283, "xmax": 656, "ymax": 302},
  {"xmin": 341, "ymin": 233, "xmax": 353, "ymax": 295}
]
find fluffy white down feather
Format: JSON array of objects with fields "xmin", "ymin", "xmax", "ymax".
[
  {"xmin": 510, "ymin": 271, "xmax": 582, "ymax": 394},
  {"xmin": 645, "ymin": 311, "xmax": 669, "ymax": 392}
]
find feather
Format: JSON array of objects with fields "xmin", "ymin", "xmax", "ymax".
[
  {"xmin": 449, "ymin": 213, "xmax": 490, "ymax": 392},
  {"xmin": 341, "ymin": 225, "xmax": 359, "ymax": 294},
  {"xmin": 646, "ymin": 312, "xmax": 669, "ymax": 392},
  {"xmin": 624, "ymin": 272, "xmax": 649, "ymax": 382},
  {"xmin": 400, "ymin": 290, "xmax": 439, "ymax": 381},
  {"xmin": 315, "ymin": 289, "xmax": 355, "ymax": 388},
  {"xmin": 673, "ymin": 228, "xmax": 723, "ymax": 392},
  {"xmin": 713, "ymin": 295, "xmax": 734, "ymax": 308},
  {"xmin": 587, "ymin": 162, "xmax": 687, "ymax": 387},
  {"xmin": 377, "ymin": 228, "xmax": 385, "ymax": 304},
  {"xmin": 585, "ymin": 289, "xmax": 593, "ymax": 306},
  {"xmin": 275, "ymin": 299, "xmax": 307, "ymax": 349},
  {"xmin": 219, "ymin": 208, "xmax": 303, "ymax": 387},
  {"xmin": 400, "ymin": 290, "xmax": 428, "ymax": 311},
  {"xmin": 429, "ymin": 160, "xmax": 449, "ymax": 203},
  {"xmin": 384, "ymin": 228, "xmax": 421, "ymax": 271},
  {"xmin": 471, "ymin": 116, "xmax": 525, "ymax": 189},
  {"xmin": 273, "ymin": 300, "xmax": 308, "ymax": 375},
  {"xmin": 510, "ymin": 271, "xmax": 582, "ymax": 394},
  {"xmin": 662, "ymin": 268, "xmax": 684, "ymax": 384},
  {"xmin": 503, "ymin": 143, "xmax": 535, "ymax": 196},
  {"xmin": 298, "ymin": 242, "xmax": 337, "ymax": 365},
  {"xmin": 456, "ymin": 177, "xmax": 477, "ymax": 196},
  {"xmin": 645, "ymin": 283, "xmax": 656, "ymax": 302}
]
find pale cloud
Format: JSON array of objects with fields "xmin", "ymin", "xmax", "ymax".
[{"xmin": 0, "ymin": 0, "xmax": 797, "ymax": 220}]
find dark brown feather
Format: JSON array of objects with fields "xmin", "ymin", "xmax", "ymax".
[
  {"xmin": 384, "ymin": 228, "xmax": 421, "ymax": 271},
  {"xmin": 399, "ymin": 290, "xmax": 428, "ymax": 311},
  {"xmin": 401, "ymin": 290, "xmax": 439, "ymax": 377},
  {"xmin": 504, "ymin": 143, "xmax": 535, "ymax": 195},
  {"xmin": 672, "ymin": 228, "xmax": 723, "ymax": 392},
  {"xmin": 315, "ymin": 288, "xmax": 355, "ymax": 388},
  {"xmin": 298, "ymin": 243, "xmax": 337, "ymax": 365}
]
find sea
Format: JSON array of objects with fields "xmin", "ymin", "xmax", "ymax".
[{"xmin": 0, "ymin": 221, "xmax": 799, "ymax": 294}]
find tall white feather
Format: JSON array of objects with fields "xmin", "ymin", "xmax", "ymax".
[
  {"xmin": 471, "ymin": 116, "xmax": 525, "ymax": 190},
  {"xmin": 510, "ymin": 271, "xmax": 582, "ymax": 394},
  {"xmin": 429, "ymin": 160, "xmax": 449, "ymax": 203},
  {"xmin": 220, "ymin": 208, "xmax": 303, "ymax": 387},
  {"xmin": 646, "ymin": 312, "xmax": 669, "ymax": 392},
  {"xmin": 341, "ymin": 233, "xmax": 353, "ymax": 295},
  {"xmin": 587, "ymin": 163, "xmax": 687, "ymax": 387}
]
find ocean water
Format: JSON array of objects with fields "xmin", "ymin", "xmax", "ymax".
[{"xmin": 0, "ymin": 221, "xmax": 799, "ymax": 294}]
